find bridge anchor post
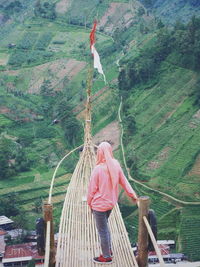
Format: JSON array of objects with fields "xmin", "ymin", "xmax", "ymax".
[
  {"xmin": 43, "ymin": 203, "xmax": 55, "ymax": 267},
  {"xmin": 137, "ymin": 196, "xmax": 150, "ymax": 267}
]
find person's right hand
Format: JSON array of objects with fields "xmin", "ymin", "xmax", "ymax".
[{"xmin": 131, "ymin": 196, "xmax": 138, "ymax": 202}]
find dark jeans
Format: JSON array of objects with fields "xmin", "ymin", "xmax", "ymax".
[{"xmin": 93, "ymin": 209, "xmax": 112, "ymax": 258}]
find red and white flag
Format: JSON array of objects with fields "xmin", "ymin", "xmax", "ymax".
[{"xmin": 90, "ymin": 21, "xmax": 106, "ymax": 84}]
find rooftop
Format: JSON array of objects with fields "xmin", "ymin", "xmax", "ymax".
[
  {"xmin": 0, "ymin": 216, "xmax": 14, "ymax": 226},
  {"xmin": 3, "ymin": 242, "xmax": 44, "ymax": 261},
  {"xmin": 0, "ymin": 229, "xmax": 7, "ymax": 236}
]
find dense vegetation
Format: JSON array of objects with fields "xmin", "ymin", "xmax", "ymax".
[
  {"xmin": 119, "ymin": 16, "xmax": 200, "ymax": 186},
  {"xmin": 119, "ymin": 16, "xmax": 200, "ymax": 94},
  {"xmin": 34, "ymin": 1, "xmax": 56, "ymax": 20},
  {"xmin": 139, "ymin": 0, "xmax": 200, "ymax": 24}
]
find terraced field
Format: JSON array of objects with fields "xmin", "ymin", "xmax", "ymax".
[
  {"xmin": 0, "ymin": 172, "xmax": 71, "ymax": 229},
  {"xmin": 179, "ymin": 207, "xmax": 200, "ymax": 260}
]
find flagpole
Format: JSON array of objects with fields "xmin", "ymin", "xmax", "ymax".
[
  {"xmin": 84, "ymin": 60, "xmax": 93, "ymax": 145},
  {"xmin": 84, "ymin": 20, "xmax": 106, "ymax": 146}
]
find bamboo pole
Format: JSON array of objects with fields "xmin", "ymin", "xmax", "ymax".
[
  {"xmin": 43, "ymin": 203, "xmax": 55, "ymax": 267},
  {"xmin": 137, "ymin": 196, "xmax": 150, "ymax": 267},
  {"xmin": 143, "ymin": 216, "xmax": 165, "ymax": 267}
]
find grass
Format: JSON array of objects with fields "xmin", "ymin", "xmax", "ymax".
[
  {"xmin": 0, "ymin": 167, "xmax": 68, "ymax": 191},
  {"xmin": 0, "ymin": 114, "xmax": 13, "ymax": 128},
  {"xmin": 0, "ymin": 52, "xmax": 9, "ymax": 65},
  {"xmin": 0, "ymin": 27, "xmax": 23, "ymax": 47}
]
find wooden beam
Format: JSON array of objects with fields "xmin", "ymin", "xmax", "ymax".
[
  {"xmin": 143, "ymin": 216, "xmax": 165, "ymax": 267},
  {"xmin": 43, "ymin": 203, "xmax": 55, "ymax": 267},
  {"xmin": 137, "ymin": 196, "xmax": 150, "ymax": 267}
]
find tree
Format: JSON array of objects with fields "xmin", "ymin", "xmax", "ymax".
[
  {"xmin": 63, "ymin": 117, "xmax": 82, "ymax": 147},
  {"xmin": 40, "ymin": 79, "xmax": 54, "ymax": 96},
  {"xmin": 138, "ymin": 7, "xmax": 145, "ymax": 16},
  {"xmin": 34, "ymin": 198, "xmax": 43, "ymax": 213},
  {"xmin": 15, "ymin": 149, "xmax": 30, "ymax": 172},
  {"xmin": 174, "ymin": 20, "xmax": 186, "ymax": 31},
  {"xmin": 0, "ymin": 193, "xmax": 20, "ymax": 217},
  {"xmin": 157, "ymin": 19, "xmax": 165, "ymax": 29},
  {"xmin": 126, "ymin": 147, "xmax": 138, "ymax": 177},
  {"xmin": 125, "ymin": 114, "xmax": 136, "ymax": 134},
  {"xmin": 143, "ymin": 0, "xmax": 152, "ymax": 8},
  {"xmin": 34, "ymin": 1, "xmax": 56, "ymax": 20},
  {"xmin": 0, "ymin": 137, "xmax": 15, "ymax": 179},
  {"xmin": 34, "ymin": 0, "xmax": 41, "ymax": 17},
  {"xmin": 12, "ymin": 213, "xmax": 28, "ymax": 230},
  {"xmin": 188, "ymin": 15, "xmax": 198, "ymax": 44}
]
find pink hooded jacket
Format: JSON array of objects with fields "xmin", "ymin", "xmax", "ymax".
[{"xmin": 87, "ymin": 142, "xmax": 137, "ymax": 212}]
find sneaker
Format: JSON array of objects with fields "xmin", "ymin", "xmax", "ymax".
[
  {"xmin": 100, "ymin": 251, "xmax": 113, "ymax": 258},
  {"xmin": 93, "ymin": 255, "xmax": 113, "ymax": 264}
]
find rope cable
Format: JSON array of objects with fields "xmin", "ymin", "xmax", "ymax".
[{"xmin": 48, "ymin": 144, "xmax": 83, "ymax": 204}]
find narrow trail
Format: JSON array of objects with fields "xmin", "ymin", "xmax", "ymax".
[{"xmin": 118, "ymin": 97, "xmax": 200, "ymax": 206}]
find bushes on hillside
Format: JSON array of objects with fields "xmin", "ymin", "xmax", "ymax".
[
  {"xmin": 35, "ymin": 125, "xmax": 57, "ymax": 139},
  {"xmin": 0, "ymin": 137, "xmax": 31, "ymax": 179},
  {"xmin": 0, "ymin": 193, "xmax": 21, "ymax": 217},
  {"xmin": 118, "ymin": 16, "xmax": 200, "ymax": 94},
  {"xmin": 54, "ymin": 100, "xmax": 83, "ymax": 147},
  {"xmin": 34, "ymin": 0, "xmax": 56, "ymax": 20},
  {"xmin": 0, "ymin": 137, "xmax": 15, "ymax": 179},
  {"xmin": 17, "ymin": 32, "xmax": 38, "ymax": 50},
  {"xmin": 187, "ymin": 0, "xmax": 200, "ymax": 7},
  {"xmin": 193, "ymin": 79, "xmax": 200, "ymax": 107},
  {"xmin": 173, "ymin": 16, "xmax": 200, "ymax": 70},
  {"xmin": 35, "ymin": 32, "xmax": 53, "ymax": 50},
  {"xmin": 1, "ymin": 1, "xmax": 23, "ymax": 15},
  {"xmin": 8, "ymin": 50, "xmax": 54, "ymax": 67}
]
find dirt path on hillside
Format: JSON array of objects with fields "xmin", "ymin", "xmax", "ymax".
[
  {"xmin": 56, "ymin": 0, "xmax": 71, "ymax": 14},
  {"xmin": 92, "ymin": 121, "xmax": 120, "ymax": 151}
]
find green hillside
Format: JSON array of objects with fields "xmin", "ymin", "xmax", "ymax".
[
  {"xmin": 139, "ymin": 0, "xmax": 200, "ymax": 24},
  {"xmin": 0, "ymin": 0, "xmax": 200, "ymax": 261},
  {"xmin": 117, "ymin": 13, "xmax": 200, "ymax": 259}
]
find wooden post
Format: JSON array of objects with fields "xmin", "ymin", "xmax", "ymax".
[
  {"xmin": 137, "ymin": 196, "xmax": 150, "ymax": 267},
  {"xmin": 43, "ymin": 203, "xmax": 55, "ymax": 267}
]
